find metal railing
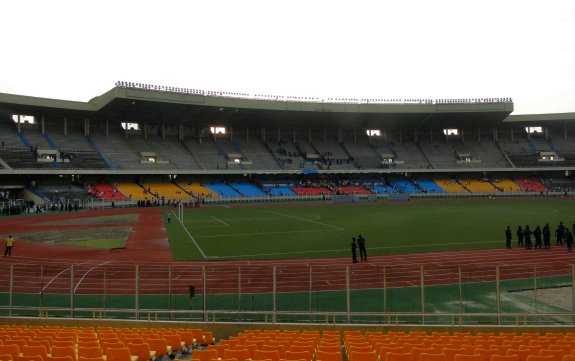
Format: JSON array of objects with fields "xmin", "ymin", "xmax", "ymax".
[{"xmin": 1, "ymin": 263, "xmax": 574, "ymax": 325}]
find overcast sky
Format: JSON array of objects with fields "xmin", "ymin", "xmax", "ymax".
[{"xmin": 1, "ymin": 0, "xmax": 575, "ymax": 115}]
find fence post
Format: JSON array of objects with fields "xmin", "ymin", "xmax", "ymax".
[
  {"xmin": 202, "ymin": 265, "xmax": 207, "ymax": 322},
  {"xmin": 572, "ymin": 265, "xmax": 575, "ymax": 325},
  {"xmin": 458, "ymin": 266, "xmax": 463, "ymax": 326},
  {"xmin": 39, "ymin": 264, "xmax": 44, "ymax": 317},
  {"xmin": 346, "ymin": 265, "xmax": 351, "ymax": 323},
  {"xmin": 309, "ymin": 265, "xmax": 313, "ymax": 315},
  {"xmin": 420, "ymin": 265, "xmax": 425, "ymax": 325},
  {"xmin": 496, "ymin": 265, "xmax": 501, "ymax": 325},
  {"xmin": 135, "ymin": 265, "xmax": 140, "ymax": 320},
  {"xmin": 238, "ymin": 265, "xmax": 242, "ymax": 318},
  {"xmin": 9, "ymin": 264, "xmax": 14, "ymax": 317},
  {"xmin": 534, "ymin": 266, "xmax": 538, "ymax": 324},
  {"xmin": 383, "ymin": 265, "xmax": 387, "ymax": 314},
  {"xmin": 168, "ymin": 266, "xmax": 172, "ymax": 320},
  {"xmin": 70, "ymin": 265, "xmax": 75, "ymax": 318},
  {"xmin": 273, "ymin": 266, "xmax": 277, "ymax": 324}
]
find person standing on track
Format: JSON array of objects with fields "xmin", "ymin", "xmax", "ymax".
[
  {"xmin": 517, "ymin": 226, "xmax": 524, "ymax": 248},
  {"xmin": 505, "ymin": 226, "xmax": 512, "ymax": 249},
  {"xmin": 357, "ymin": 234, "xmax": 367, "ymax": 262},
  {"xmin": 556, "ymin": 221, "xmax": 565, "ymax": 246},
  {"xmin": 566, "ymin": 230, "xmax": 574, "ymax": 252},
  {"xmin": 351, "ymin": 237, "xmax": 358, "ymax": 263},
  {"xmin": 534, "ymin": 225, "xmax": 542, "ymax": 249},
  {"xmin": 524, "ymin": 225, "xmax": 532, "ymax": 250},
  {"xmin": 543, "ymin": 223, "xmax": 551, "ymax": 250},
  {"xmin": 4, "ymin": 234, "xmax": 15, "ymax": 257}
]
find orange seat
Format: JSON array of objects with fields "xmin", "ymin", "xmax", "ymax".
[
  {"xmin": 539, "ymin": 351, "xmax": 567, "ymax": 361},
  {"xmin": 315, "ymin": 351, "xmax": 342, "ymax": 361},
  {"xmin": 454, "ymin": 356, "xmax": 483, "ymax": 361},
  {"xmin": 163, "ymin": 335, "xmax": 183, "ymax": 352},
  {"xmin": 0, "ymin": 355, "xmax": 14, "ymax": 361},
  {"xmin": 385, "ymin": 353, "xmax": 412, "ymax": 361},
  {"xmin": 491, "ymin": 356, "xmax": 520, "ymax": 361},
  {"xmin": 47, "ymin": 357, "xmax": 74, "ymax": 361},
  {"xmin": 0, "ymin": 345, "xmax": 20, "ymax": 360},
  {"xmin": 106, "ymin": 348, "xmax": 132, "ymax": 361},
  {"xmin": 17, "ymin": 356, "xmax": 44, "ymax": 361},
  {"xmin": 51, "ymin": 347, "xmax": 76, "ymax": 361},
  {"xmin": 127, "ymin": 343, "xmax": 153, "ymax": 361},
  {"xmin": 254, "ymin": 350, "xmax": 281, "ymax": 361},
  {"xmin": 563, "ymin": 356, "xmax": 575, "ymax": 361},
  {"xmin": 208, "ymin": 345, "xmax": 230, "ymax": 359},
  {"xmin": 78, "ymin": 347, "xmax": 104, "ymax": 359},
  {"xmin": 411, "ymin": 348, "xmax": 435, "ymax": 361},
  {"xmin": 145, "ymin": 339, "xmax": 169, "ymax": 357},
  {"xmin": 224, "ymin": 349, "xmax": 251, "ymax": 361},
  {"xmin": 285, "ymin": 350, "xmax": 311, "ymax": 361},
  {"xmin": 349, "ymin": 351, "xmax": 377, "ymax": 361},
  {"xmin": 525, "ymin": 356, "xmax": 556, "ymax": 361},
  {"xmin": 22, "ymin": 346, "xmax": 48, "ymax": 361},
  {"xmin": 419, "ymin": 353, "xmax": 446, "ymax": 361},
  {"xmin": 193, "ymin": 349, "xmax": 219, "ymax": 361}
]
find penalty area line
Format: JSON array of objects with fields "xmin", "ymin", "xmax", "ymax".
[
  {"xmin": 206, "ymin": 240, "xmax": 502, "ymax": 260},
  {"xmin": 264, "ymin": 210, "xmax": 344, "ymax": 231}
]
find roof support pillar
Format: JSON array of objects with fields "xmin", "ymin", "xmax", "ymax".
[
  {"xmin": 399, "ymin": 128, "xmax": 403, "ymax": 144},
  {"xmin": 323, "ymin": 128, "xmax": 326, "ymax": 143},
  {"xmin": 565, "ymin": 124, "xmax": 568, "ymax": 140},
  {"xmin": 84, "ymin": 118, "xmax": 90, "ymax": 137},
  {"xmin": 246, "ymin": 127, "xmax": 249, "ymax": 143},
  {"xmin": 510, "ymin": 127, "xmax": 514, "ymax": 142},
  {"xmin": 41, "ymin": 115, "xmax": 45, "ymax": 135},
  {"xmin": 477, "ymin": 127, "xmax": 481, "ymax": 142},
  {"xmin": 545, "ymin": 126, "xmax": 548, "ymax": 141},
  {"xmin": 64, "ymin": 116, "xmax": 67, "ymax": 136},
  {"xmin": 338, "ymin": 129, "xmax": 342, "ymax": 143},
  {"xmin": 105, "ymin": 119, "xmax": 109, "ymax": 138},
  {"xmin": 292, "ymin": 128, "xmax": 296, "ymax": 144},
  {"xmin": 17, "ymin": 115, "xmax": 21, "ymax": 133},
  {"xmin": 493, "ymin": 127, "xmax": 498, "ymax": 142},
  {"xmin": 430, "ymin": 129, "xmax": 434, "ymax": 142},
  {"xmin": 461, "ymin": 129, "xmax": 465, "ymax": 143},
  {"xmin": 143, "ymin": 122, "xmax": 147, "ymax": 139},
  {"xmin": 229, "ymin": 127, "xmax": 233, "ymax": 141},
  {"xmin": 162, "ymin": 123, "xmax": 165, "ymax": 141},
  {"xmin": 261, "ymin": 128, "xmax": 265, "ymax": 142},
  {"xmin": 178, "ymin": 123, "xmax": 183, "ymax": 141},
  {"xmin": 308, "ymin": 128, "xmax": 311, "ymax": 144}
]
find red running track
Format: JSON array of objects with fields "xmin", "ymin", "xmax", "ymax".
[{"xmin": 1, "ymin": 208, "xmax": 574, "ymax": 295}]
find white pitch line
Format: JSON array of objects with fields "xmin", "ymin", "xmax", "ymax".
[
  {"xmin": 207, "ymin": 240, "xmax": 502, "ymax": 259},
  {"xmin": 212, "ymin": 216, "xmax": 230, "ymax": 226},
  {"xmin": 41, "ymin": 261, "xmax": 91, "ymax": 292},
  {"xmin": 264, "ymin": 210, "xmax": 345, "ymax": 231},
  {"xmin": 74, "ymin": 261, "xmax": 112, "ymax": 293},
  {"xmin": 200, "ymin": 228, "xmax": 336, "ymax": 238},
  {"xmin": 177, "ymin": 213, "xmax": 207, "ymax": 259}
]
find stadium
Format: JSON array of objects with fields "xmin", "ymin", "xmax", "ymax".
[{"xmin": 2, "ymin": 2, "xmax": 575, "ymax": 356}]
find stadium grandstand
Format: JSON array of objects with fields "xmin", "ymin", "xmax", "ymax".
[{"xmin": 4, "ymin": 83, "xmax": 575, "ymax": 345}]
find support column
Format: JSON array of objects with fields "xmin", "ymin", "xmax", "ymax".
[
  {"xmin": 41, "ymin": 115, "xmax": 45, "ymax": 135},
  {"xmin": 510, "ymin": 127, "xmax": 514, "ymax": 142},
  {"xmin": 246, "ymin": 127, "xmax": 249, "ymax": 143},
  {"xmin": 420, "ymin": 265, "xmax": 425, "ymax": 324},
  {"xmin": 162, "ymin": 123, "xmax": 165, "ymax": 141},
  {"xmin": 64, "ymin": 116, "xmax": 68, "ymax": 136},
  {"xmin": 229, "ymin": 127, "xmax": 233, "ymax": 141},
  {"xmin": 143, "ymin": 122, "xmax": 147, "ymax": 139},
  {"xmin": 496, "ymin": 265, "xmax": 501, "ymax": 325},
  {"xmin": 105, "ymin": 120, "xmax": 109, "ymax": 138},
  {"xmin": 477, "ymin": 127, "xmax": 481, "ymax": 142}
]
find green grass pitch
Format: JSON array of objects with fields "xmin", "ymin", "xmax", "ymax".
[{"xmin": 165, "ymin": 198, "xmax": 575, "ymax": 261}]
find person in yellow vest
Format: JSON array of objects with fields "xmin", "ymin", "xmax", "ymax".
[{"xmin": 4, "ymin": 234, "xmax": 15, "ymax": 257}]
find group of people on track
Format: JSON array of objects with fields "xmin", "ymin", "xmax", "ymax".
[
  {"xmin": 351, "ymin": 235, "xmax": 367, "ymax": 263},
  {"xmin": 505, "ymin": 221, "xmax": 575, "ymax": 251}
]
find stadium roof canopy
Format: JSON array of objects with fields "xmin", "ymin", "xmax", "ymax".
[{"xmin": 0, "ymin": 85, "xmax": 517, "ymax": 129}]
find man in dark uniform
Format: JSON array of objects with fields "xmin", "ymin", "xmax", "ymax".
[
  {"xmin": 351, "ymin": 237, "xmax": 358, "ymax": 263},
  {"xmin": 556, "ymin": 222, "xmax": 565, "ymax": 246},
  {"xmin": 566, "ymin": 230, "xmax": 574, "ymax": 252},
  {"xmin": 505, "ymin": 226, "xmax": 512, "ymax": 249},
  {"xmin": 533, "ymin": 225, "xmax": 542, "ymax": 249},
  {"xmin": 517, "ymin": 226, "xmax": 524, "ymax": 247},
  {"xmin": 543, "ymin": 223, "xmax": 551, "ymax": 250},
  {"xmin": 357, "ymin": 234, "xmax": 367, "ymax": 262},
  {"xmin": 524, "ymin": 225, "xmax": 532, "ymax": 250}
]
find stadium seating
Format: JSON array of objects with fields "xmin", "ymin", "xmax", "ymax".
[
  {"xmin": 178, "ymin": 182, "xmax": 218, "ymax": 198},
  {"xmin": 415, "ymin": 179, "xmax": 445, "ymax": 193},
  {"xmin": 515, "ymin": 178, "xmax": 548, "ymax": 192},
  {"xmin": 204, "ymin": 182, "xmax": 241, "ymax": 197},
  {"xmin": 436, "ymin": 179, "xmax": 469, "ymax": 193},
  {"xmin": 292, "ymin": 187, "xmax": 331, "ymax": 195},
  {"xmin": 229, "ymin": 182, "xmax": 266, "ymax": 197},
  {"xmin": 141, "ymin": 182, "xmax": 190, "ymax": 200}
]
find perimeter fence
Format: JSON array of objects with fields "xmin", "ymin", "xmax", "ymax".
[{"xmin": 1, "ymin": 262, "xmax": 575, "ymax": 325}]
